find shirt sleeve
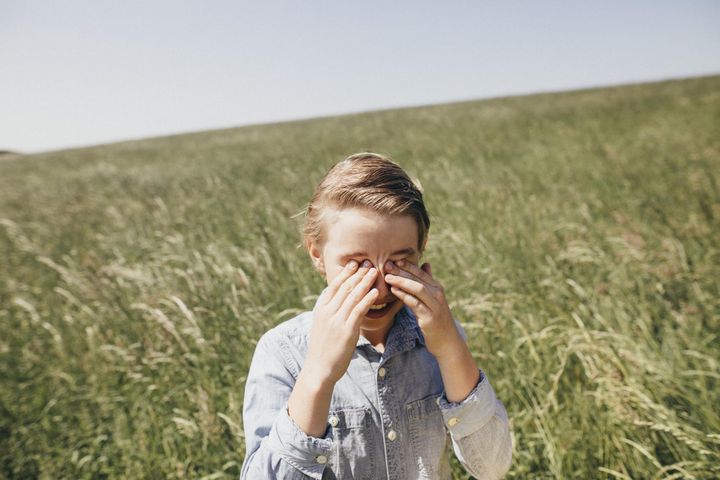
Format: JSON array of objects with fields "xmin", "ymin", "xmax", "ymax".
[
  {"xmin": 436, "ymin": 319, "xmax": 512, "ymax": 479},
  {"xmin": 240, "ymin": 329, "xmax": 334, "ymax": 480}
]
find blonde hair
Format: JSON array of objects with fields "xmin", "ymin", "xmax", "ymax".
[{"xmin": 301, "ymin": 152, "xmax": 430, "ymax": 253}]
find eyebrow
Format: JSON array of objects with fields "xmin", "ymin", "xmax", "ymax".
[{"xmin": 339, "ymin": 247, "xmax": 417, "ymax": 261}]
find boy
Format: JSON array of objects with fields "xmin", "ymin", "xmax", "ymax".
[{"xmin": 241, "ymin": 152, "xmax": 511, "ymax": 479}]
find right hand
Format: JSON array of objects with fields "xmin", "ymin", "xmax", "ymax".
[{"xmin": 305, "ymin": 260, "xmax": 379, "ymax": 384}]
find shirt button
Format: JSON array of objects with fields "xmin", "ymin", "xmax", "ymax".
[
  {"xmin": 387, "ymin": 429, "xmax": 397, "ymax": 441},
  {"xmin": 316, "ymin": 455, "xmax": 328, "ymax": 465},
  {"xmin": 448, "ymin": 417, "xmax": 459, "ymax": 427},
  {"xmin": 328, "ymin": 415, "xmax": 339, "ymax": 427},
  {"xmin": 378, "ymin": 367, "xmax": 386, "ymax": 378}
]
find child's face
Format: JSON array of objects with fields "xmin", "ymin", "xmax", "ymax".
[{"xmin": 309, "ymin": 206, "xmax": 422, "ymax": 334}]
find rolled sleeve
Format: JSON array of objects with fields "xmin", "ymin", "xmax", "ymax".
[
  {"xmin": 265, "ymin": 405, "xmax": 334, "ymax": 478},
  {"xmin": 438, "ymin": 370, "xmax": 497, "ymax": 438},
  {"xmin": 241, "ymin": 329, "xmax": 335, "ymax": 480},
  {"xmin": 437, "ymin": 370, "xmax": 512, "ymax": 479}
]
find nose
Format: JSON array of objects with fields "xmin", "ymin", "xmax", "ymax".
[{"xmin": 372, "ymin": 262, "xmax": 391, "ymax": 301}]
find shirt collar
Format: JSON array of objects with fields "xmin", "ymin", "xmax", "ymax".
[{"xmin": 356, "ymin": 305, "xmax": 425, "ymax": 357}]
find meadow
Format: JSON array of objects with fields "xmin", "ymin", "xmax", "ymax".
[{"xmin": 1, "ymin": 75, "xmax": 719, "ymax": 479}]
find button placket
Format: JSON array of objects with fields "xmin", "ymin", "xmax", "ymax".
[
  {"xmin": 377, "ymin": 367, "xmax": 397, "ymax": 441},
  {"xmin": 375, "ymin": 360, "xmax": 406, "ymax": 479}
]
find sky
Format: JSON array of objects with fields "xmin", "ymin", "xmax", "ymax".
[{"xmin": 1, "ymin": 0, "xmax": 719, "ymax": 154}]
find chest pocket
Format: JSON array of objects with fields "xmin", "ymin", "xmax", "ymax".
[
  {"xmin": 406, "ymin": 393, "xmax": 449, "ymax": 478},
  {"xmin": 327, "ymin": 407, "xmax": 376, "ymax": 480}
]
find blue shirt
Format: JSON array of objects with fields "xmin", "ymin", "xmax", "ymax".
[{"xmin": 241, "ymin": 305, "xmax": 512, "ymax": 479}]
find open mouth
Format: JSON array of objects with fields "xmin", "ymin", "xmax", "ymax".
[{"xmin": 365, "ymin": 299, "xmax": 396, "ymax": 319}]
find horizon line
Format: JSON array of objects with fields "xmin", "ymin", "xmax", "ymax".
[{"xmin": 6, "ymin": 70, "xmax": 719, "ymax": 158}]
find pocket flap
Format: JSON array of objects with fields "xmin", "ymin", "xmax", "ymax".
[
  {"xmin": 329, "ymin": 406, "xmax": 371, "ymax": 429},
  {"xmin": 405, "ymin": 393, "xmax": 442, "ymax": 421}
]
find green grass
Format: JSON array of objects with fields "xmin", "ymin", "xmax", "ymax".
[{"xmin": 1, "ymin": 75, "xmax": 719, "ymax": 479}]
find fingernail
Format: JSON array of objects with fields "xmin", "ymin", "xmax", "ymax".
[
  {"xmin": 385, "ymin": 260, "xmax": 394, "ymax": 271},
  {"xmin": 396, "ymin": 259, "xmax": 405, "ymax": 267},
  {"xmin": 347, "ymin": 260, "xmax": 358, "ymax": 269},
  {"xmin": 361, "ymin": 260, "xmax": 372, "ymax": 268}
]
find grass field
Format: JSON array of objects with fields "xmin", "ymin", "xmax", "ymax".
[{"xmin": 1, "ymin": 75, "xmax": 719, "ymax": 479}]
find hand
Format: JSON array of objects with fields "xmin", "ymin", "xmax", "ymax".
[
  {"xmin": 305, "ymin": 260, "xmax": 379, "ymax": 384},
  {"xmin": 384, "ymin": 260, "xmax": 463, "ymax": 359}
]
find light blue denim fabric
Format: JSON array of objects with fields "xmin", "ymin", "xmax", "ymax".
[{"xmin": 240, "ymin": 305, "xmax": 512, "ymax": 480}]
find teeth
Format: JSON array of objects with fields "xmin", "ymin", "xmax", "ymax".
[{"xmin": 368, "ymin": 303, "xmax": 387, "ymax": 311}]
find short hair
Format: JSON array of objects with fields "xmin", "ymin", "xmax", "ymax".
[{"xmin": 301, "ymin": 152, "xmax": 430, "ymax": 253}]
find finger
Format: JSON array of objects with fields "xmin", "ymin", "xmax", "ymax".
[
  {"xmin": 347, "ymin": 287, "xmax": 380, "ymax": 330},
  {"xmin": 384, "ymin": 272, "xmax": 437, "ymax": 309},
  {"xmin": 390, "ymin": 286, "xmax": 432, "ymax": 316},
  {"xmin": 320, "ymin": 260, "xmax": 358, "ymax": 304},
  {"xmin": 395, "ymin": 259, "xmax": 436, "ymax": 286},
  {"xmin": 338, "ymin": 267, "xmax": 378, "ymax": 319},
  {"xmin": 384, "ymin": 261, "xmax": 429, "ymax": 289},
  {"xmin": 327, "ymin": 261, "xmax": 372, "ymax": 311},
  {"xmin": 422, "ymin": 262, "xmax": 432, "ymax": 277},
  {"xmin": 385, "ymin": 264, "xmax": 427, "ymax": 288}
]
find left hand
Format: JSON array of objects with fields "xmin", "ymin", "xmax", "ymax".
[{"xmin": 384, "ymin": 260, "xmax": 463, "ymax": 359}]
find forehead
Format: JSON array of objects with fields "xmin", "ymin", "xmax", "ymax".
[{"xmin": 322, "ymin": 207, "xmax": 419, "ymax": 256}]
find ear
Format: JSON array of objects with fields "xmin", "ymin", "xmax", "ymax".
[{"xmin": 307, "ymin": 240, "xmax": 326, "ymax": 277}]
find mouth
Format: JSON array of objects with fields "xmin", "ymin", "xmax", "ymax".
[{"xmin": 365, "ymin": 299, "xmax": 397, "ymax": 319}]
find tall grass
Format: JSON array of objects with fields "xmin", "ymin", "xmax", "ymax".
[{"xmin": 1, "ymin": 75, "xmax": 719, "ymax": 479}]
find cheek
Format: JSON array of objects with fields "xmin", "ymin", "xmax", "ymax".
[{"xmin": 324, "ymin": 263, "xmax": 345, "ymax": 284}]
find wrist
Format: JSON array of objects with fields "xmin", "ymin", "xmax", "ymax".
[
  {"xmin": 299, "ymin": 360, "xmax": 338, "ymax": 391},
  {"xmin": 288, "ymin": 364, "xmax": 336, "ymax": 438},
  {"xmin": 430, "ymin": 332, "xmax": 467, "ymax": 362},
  {"xmin": 432, "ymin": 338, "xmax": 481, "ymax": 404}
]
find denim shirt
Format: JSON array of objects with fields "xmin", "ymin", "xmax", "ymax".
[{"xmin": 240, "ymin": 305, "xmax": 512, "ymax": 480}]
